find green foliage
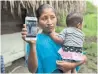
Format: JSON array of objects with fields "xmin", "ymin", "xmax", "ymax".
[
  {"xmin": 56, "ymin": 26, "xmax": 65, "ymax": 33},
  {"xmin": 83, "ymin": 14, "xmax": 97, "ymax": 37},
  {"xmin": 83, "ymin": 42, "xmax": 97, "ymax": 71},
  {"xmin": 83, "ymin": 42, "xmax": 97, "ymax": 56},
  {"xmin": 85, "ymin": 1, "xmax": 97, "ymax": 14}
]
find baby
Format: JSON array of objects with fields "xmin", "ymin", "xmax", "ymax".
[{"xmin": 49, "ymin": 12, "xmax": 85, "ymax": 73}]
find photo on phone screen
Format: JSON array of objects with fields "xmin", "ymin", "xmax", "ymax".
[{"xmin": 25, "ymin": 17, "xmax": 37, "ymax": 40}]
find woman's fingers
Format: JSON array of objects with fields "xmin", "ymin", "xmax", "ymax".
[
  {"xmin": 56, "ymin": 60, "xmax": 66, "ymax": 70},
  {"xmin": 56, "ymin": 60, "xmax": 66, "ymax": 65},
  {"xmin": 56, "ymin": 60, "xmax": 68, "ymax": 68},
  {"xmin": 21, "ymin": 29, "xmax": 27, "ymax": 38},
  {"xmin": 56, "ymin": 61, "xmax": 68, "ymax": 72},
  {"xmin": 22, "ymin": 28, "xmax": 27, "ymax": 32},
  {"xmin": 23, "ymin": 24, "xmax": 26, "ymax": 28},
  {"xmin": 22, "ymin": 35, "xmax": 26, "ymax": 41},
  {"xmin": 21, "ymin": 27, "xmax": 27, "ymax": 36},
  {"xmin": 21, "ymin": 31, "xmax": 27, "ymax": 35},
  {"xmin": 21, "ymin": 27, "xmax": 27, "ymax": 41}
]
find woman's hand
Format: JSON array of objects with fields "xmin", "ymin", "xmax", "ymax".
[
  {"xmin": 56, "ymin": 55, "xmax": 87, "ymax": 72},
  {"xmin": 56, "ymin": 60, "xmax": 76, "ymax": 72},
  {"xmin": 21, "ymin": 24, "xmax": 36, "ymax": 44}
]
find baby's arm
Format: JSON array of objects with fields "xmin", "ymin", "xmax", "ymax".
[{"xmin": 49, "ymin": 32, "xmax": 64, "ymax": 44}]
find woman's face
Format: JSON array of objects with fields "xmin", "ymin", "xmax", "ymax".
[{"xmin": 38, "ymin": 8, "xmax": 57, "ymax": 33}]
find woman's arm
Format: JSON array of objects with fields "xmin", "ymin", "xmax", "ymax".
[
  {"xmin": 56, "ymin": 55, "xmax": 87, "ymax": 72},
  {"xmin": 21, "ymin": 24, "xmax": 38, "ymax": 73},
  {"xmin": 28, "ymin": 43, "xmax": 38, "ymax": 73}
]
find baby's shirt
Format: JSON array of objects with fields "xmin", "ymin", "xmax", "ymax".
[{"xmin": 58, "ymin": 27, "xmax": 85, "ymax": 47}]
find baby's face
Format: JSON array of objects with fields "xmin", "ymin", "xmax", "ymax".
[{"xmin": 38, "ymin": 8, "xmax": 57, "ymax": 33}]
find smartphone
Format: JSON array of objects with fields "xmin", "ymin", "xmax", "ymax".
[{"xmin": 25, "ymin": 16, "xmax": 37, "ymax": 40}]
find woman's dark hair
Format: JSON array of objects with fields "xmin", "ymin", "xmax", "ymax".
[
  {"xmin": 66, "ymin": 12, "xmax": 83, "ymax": 27},
  {"xmin": 36, "ymin": 4, "xmax": 56, "ymax": 20}
]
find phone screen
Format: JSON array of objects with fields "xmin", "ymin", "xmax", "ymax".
[
  {"xmin": 26, "ymin": 20, "xmax": 37, "ymax": 37},
  {"xmin": 25, "ymin": 17, "xmax": 37, "ymax": 40}
]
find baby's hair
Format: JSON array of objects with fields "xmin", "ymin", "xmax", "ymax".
[
  {"xmin": 36, "ymin": 4, "xmax": 56, "ymax": 20},
  {"xmin": 66, "ymin": 12, "xmax": 83, "ymax": 27}
]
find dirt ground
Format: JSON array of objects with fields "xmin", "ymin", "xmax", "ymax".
[
  {"xmin": 5, "ymin": 57, "xmax": 31, "ymax": 73},
  {"xmin": 5, "ymin": 57, "xmax": 97, "ymax": 73}
]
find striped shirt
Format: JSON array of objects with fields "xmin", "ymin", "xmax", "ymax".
[{"xmin": 59, "ymin": 27, "xmax": 85, "ymax": 47}]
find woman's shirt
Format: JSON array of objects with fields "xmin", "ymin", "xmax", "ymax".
[{"xmin": 26, "ymin": 33, "xmax": 62, "ymax": 73}]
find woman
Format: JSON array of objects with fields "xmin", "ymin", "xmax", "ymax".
[{"xmin": 21, "ymin": 4, "xmax": 87, "ymax": 73}]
